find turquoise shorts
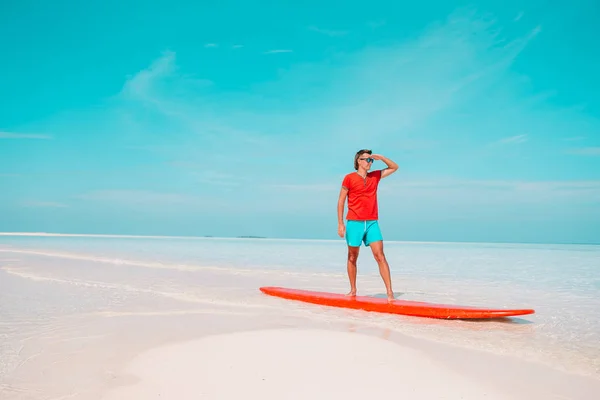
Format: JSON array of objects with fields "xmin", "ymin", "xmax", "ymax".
[{"xmin": 345, "ymin": 220, "xmax": 383, "ymax": 247}]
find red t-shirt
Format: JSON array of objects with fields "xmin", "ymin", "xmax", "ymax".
[{"xmin": 341, "ymin": 169, "xmax": 382, "ymax": 220}]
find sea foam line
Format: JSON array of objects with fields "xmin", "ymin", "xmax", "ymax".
[
  {"xmin": 0, "ymin": 248, "xmax": 345, "ymax": 278},
  {"xmin": 0, "ymin": 266, "xmax": 277, "ymax": 311}
]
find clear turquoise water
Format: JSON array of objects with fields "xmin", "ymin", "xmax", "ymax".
[{"xmin": 1, "ymin": 235, "xmax": 599, "ymax": 383}]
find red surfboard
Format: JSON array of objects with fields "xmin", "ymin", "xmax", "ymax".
[{"xmin": 259, "ymin": 286, "xmax": 535, "ymax": 320}]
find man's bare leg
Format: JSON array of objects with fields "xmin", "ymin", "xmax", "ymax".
[
  {"xmin": 346, "ymin": 246, "xmax": 360, "ymax": 296},
  {"xmin": 369, "ymin": 240, "xmax": 394, "ymax": 302}
]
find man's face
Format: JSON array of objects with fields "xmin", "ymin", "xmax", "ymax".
[{"xmin": 357, "ymin": 154, "xmax": 373, "ymax": 170}]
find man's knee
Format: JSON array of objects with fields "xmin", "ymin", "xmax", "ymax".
[
  {"xmin": 373, "ymin": 251, "xmax": 386, "ymax": 264},
  {"xmin": 370, "ymin": 242, "xmax": 386, "ymax": 263},
  {"xmin": 347, "ymin": 247, "xmax": 359, "ymax": 263}
]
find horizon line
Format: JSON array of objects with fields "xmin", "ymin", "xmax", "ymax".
[{"xmin": 0, "ymin": 231, "xmax": 598, "ymax": 247}]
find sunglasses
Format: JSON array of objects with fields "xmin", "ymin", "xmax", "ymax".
[{"xmin": 359, "ymin": 157, "xmax": 374, "ymax": 163}]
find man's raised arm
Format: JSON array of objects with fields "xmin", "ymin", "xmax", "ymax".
[{"xmin": 372, "ymin": 154, "xmax": 398, "ymax": 178}]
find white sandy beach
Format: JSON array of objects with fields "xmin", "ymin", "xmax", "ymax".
[
  {"xmin": 98, "ymin": 326, "xmax": 600, "ymax": 400},
  {"xmin": 4, "ymin": 314, "xmax": 600, "ymax": 400},
  {"xmin": 101, "ymin": 328, "xmax": 512, "ymax": 400}
]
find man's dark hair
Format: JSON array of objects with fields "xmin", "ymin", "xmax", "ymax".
[{"xmin": 354, "ymin": 149, "xmax": 372, "ymax": 170}]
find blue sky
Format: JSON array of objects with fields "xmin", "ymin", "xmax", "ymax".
[{"xmin": 1, "ymin": 0, "xmax": 599, "ymax": 244}]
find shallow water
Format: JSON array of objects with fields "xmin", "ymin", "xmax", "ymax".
[{"xmin": 1, "ymin": 234, "xmax": 599, "ymax": 388}]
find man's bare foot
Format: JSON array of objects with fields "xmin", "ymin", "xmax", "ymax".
[
  {"xmin": 346, "ymin": 290, "xmax": 356, "ymax": 297},
  {"xmin": 387, "ymin": 292, "xmax": 395, "ymax": 303}
]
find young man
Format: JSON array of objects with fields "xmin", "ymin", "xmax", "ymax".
[{"xmin": 337, "ymin": 149, "xmax": 398, "ymax": 302}]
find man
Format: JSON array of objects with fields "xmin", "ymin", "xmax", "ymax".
[{"xmin": 337, "ymin": 149, "xmax": 398, "ymax": 302}]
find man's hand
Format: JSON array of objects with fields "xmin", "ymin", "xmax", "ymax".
[
  {"xmin": 338, "ymin": 222, "xmax": 345, "ymax": 238},
  {"xmin": 371, "ymin": 154, "xmax": 398, "ymax": 178}
]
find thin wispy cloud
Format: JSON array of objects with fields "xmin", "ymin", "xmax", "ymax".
[
  {"xmin": 261, "ymin": 183, "xmax": 336, "ymax": 192},
  {"xmin": 232, "ymin": 44, "xmax": 244, "ymax": 49},
  {"xmin": 308, "ymin": 26, "xmax": 348, "ymax": 36},
  {"xmin": 263, "ymin": 49, "xmax": 293, "ymax": 54},
  {"xmin": 120, "ymin": 50, "xmax": 176, "ymax": 101},
  {"xmin": 22, "ymin": 201, "xmax": 68, "ymax": 208},
  {"xmin": 379, "ymin": 178, "xmax": 600, "ymax": 207},
  {"xmin": 514, "ymin": 12, "xmax": 524, "ymax": 22},
  {"xmin": 568, "ymin": 147, "xmax": 600, "ymax": 156},
  {"xmin": 367, "ymin": 20, "xmax": 386, "ymax": 29},
  {"xmin": 75, "ymin": 190, "xmax": 231, "ymax": 210},
  {"xmin": 0, "ymin": 131, "xmax": 52, "ymax": 139},
  {"xmin": 496, "ymin": 134, "xmax": 529, "ymax": 144},
  {"xmin": 194, "ymin": 170, "xmax": 244, "ymax": 187},
  {"xmin": 387, "ymin": 178, "xmax": 600, "ymax": 193},
  {"xmin": 204, "ymin": 43, "xmax": 218, "ymax": 48},
  {"xmin": 78, "ymin": 190, "xmax": 193, "ymax": 204}
]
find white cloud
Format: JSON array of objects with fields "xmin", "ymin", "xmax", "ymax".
[
  {"xmin": 0, "ymin": 131, "xmax": 52, "ymax": 139},
  {"xmin": 495, "ymin": 134, "xmax": 528, "ymax": 144},
  {"xmin": 76, "ymin": 190, "xmax": 197, "ymax": 204},
  {"xmin": 75, "ymin": 190, "xmax": 230, "ymax": 211},
  {"xmin": 263, "ymin": 49, "xmax": 293, "ymax": 54},
  {"xmin": 367, "ymin": 20, "xmax": 386, "ymax": 29},
  {"xmin": 192, "ymin": 170, "xmax": 244, "ymax": 187},
  {"xmin": 21, "ymin": 201, "xmax": 68, "ymax": 208},
  {"xmin": 120, "ymin": 50, "xmax": 176, "ymax": 102},
  {"xmin": 568, "ymin": 147, "xmax": 600, "ymax": 156},
  {"xmin": 308, "ymin": 26, "xmax": 348, "ymax": 36},
  {"xmin": 514, "ymin": 12, "xmax": 524, "ymax": 22},
  {"xmin": 204, "ymin": 43, "xmax": 218, "ymax": 48},
  {"xmin": 261, "ymin": 183, "xmax": 336, "ymax": 192},
  {"xmin": 379, "ymin": 178, "xmax": 600, "ymax": 203}
]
